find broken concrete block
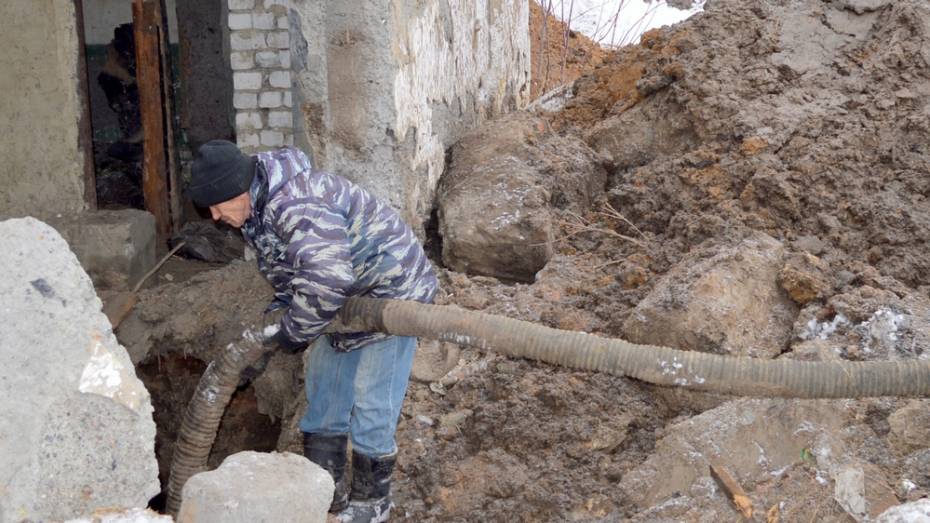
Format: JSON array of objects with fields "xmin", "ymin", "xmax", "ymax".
[
  {"xmin": 178, "ymin": 451, "xmax": 334, "ymax": 523},
  {"xmin": 876, "ymin": 498, "xmax": 930, "ymax": 522},
  {"xmin": 0, "ymin": 217, "xmax": 159, "ymax": 522},
  {"xmin": 623, "ymin": 233, "xmax": 798, "ymax": 358},
  {"xmin": 46, "ymin": 209, "xmax": 157, "ymax": 291},
  {"xmin": 833, "ymin": 463, "xmax": 899, "ymax": 522},
  {"xmin": 438, "ymin": 113, "xmax": 606, "ymax": 282}
]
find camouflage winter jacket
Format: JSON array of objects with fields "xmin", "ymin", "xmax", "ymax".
[{"xmin": 241, "ymin": 147, "xmax": 438, "ymax": 352}]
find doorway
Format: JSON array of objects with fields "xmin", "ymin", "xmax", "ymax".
[{"xmin": 79, "ymin": 0, "xmax": 235, "ymax": 235}]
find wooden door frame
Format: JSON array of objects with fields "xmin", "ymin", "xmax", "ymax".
[{"xmin": 133, "ymin": 0, "xmax": 180, "ymax": 236}]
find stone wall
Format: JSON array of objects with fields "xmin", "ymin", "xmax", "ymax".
[
  {"xmin": 234, "ymin": 0, "xmax": 530, "ymax": 229},
  {"xmin": 0, "ymin": 0, "xmax": 90, "ymax": 218},
  {"xmin": 228, "ymin": 0, "xmax": 296, "ymax": 151}
]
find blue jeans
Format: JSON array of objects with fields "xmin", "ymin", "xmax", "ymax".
[{"xmin": 299, "ymin": 334, "xmax": 416, "ymax": 457}]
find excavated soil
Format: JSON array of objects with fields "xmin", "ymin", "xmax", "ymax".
[
  {"xmin": 530, "ymin": 1, "xmax": 607, "ymax": 99},
  {"xmin": 119, "ymin": 0, "xmax": 930, "ymax": 520}
]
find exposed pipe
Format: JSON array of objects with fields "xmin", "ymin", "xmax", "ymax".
[
  {"xmin": 166, "ymin": 297, "xmax": 930, "ymax": 515},
  {"xmin": 165, "ymin": 330, "xmax": 269, "ymax": 516}
]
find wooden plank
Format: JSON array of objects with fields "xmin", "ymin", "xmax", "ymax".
[
  {"xmin": 155, "ymin": 0, "xmax": 182, "ymax": 233},
  {"xmin": 133, "ymin": 0, "xmax": 171, "ymax": 235},
  {"xmin": 709, "ymin": 460, "xmax": 754, "ymax": 520}
]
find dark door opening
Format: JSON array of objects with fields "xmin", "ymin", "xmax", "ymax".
[
  {"xmin": 82, "ymin": 7, "xmax": 146, "ymax": 210},
  {"xmin": 80, "ymin": 0, "xmax": 235, "ymax": 235}
]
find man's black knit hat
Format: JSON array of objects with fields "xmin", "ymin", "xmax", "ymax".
[{"xmin": 189, "ymin": 140, "xmax": 257, "ymax": 207}]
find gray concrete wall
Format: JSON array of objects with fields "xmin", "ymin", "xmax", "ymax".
[
  {"xmin": 387, "ymin": 0, "xmax": 531, "ymax": 223},
  {"xmin": 176, "ymin": 0, "xmax": 236, "ymax": 149},
  {"xmin": 265, "ymin": 0, "xmax": 529, "ymax": 230},
  {"xmin": 0, "ymin": 1, "xmax": 89, "ymax": 218}
]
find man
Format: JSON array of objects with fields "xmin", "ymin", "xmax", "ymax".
[{"xmin": 188, "ymin": 140, "xmax": 437, "ymax": 523}]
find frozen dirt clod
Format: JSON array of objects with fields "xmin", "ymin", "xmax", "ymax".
[
  {"xmin": 620, "ymin": 399, "xmax": 850, "ymax": 516},
  {"xmin": 438, "ymin": 112, "xmax": 607, "ymax": 282},
  {"xmin": 623, "ymin": 232, "xmax": 797, "ymax": 359},
  {"xmin": 887, "ymin": 400, "xmax": 930, "ymax": 456},
  {"xmin": 559, "ymin": 0, "xmax": 930, "ymax": 289},
  {"xmin": 0, "ymin": 217, "xmax": 159, "ymax": 522},
  {"xmin": 178, "ymin": 451, "xmax": 334, "ymax": 523}
]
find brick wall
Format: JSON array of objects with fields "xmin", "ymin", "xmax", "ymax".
[{"xmin": 227, "ymin": 0, "xmax": 293, "ymax": 152}]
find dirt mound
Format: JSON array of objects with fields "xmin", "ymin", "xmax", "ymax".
[
  {"xmin": 556, "ymin": 0, "xmax": 930, "ymax": 289},
  {"xmin": 406, "ymin": 0, "xmax": 930, "ymax": 518},
  {"xmin": 529, "ymin": 1, "xmax": 607, "ymax": 98}
]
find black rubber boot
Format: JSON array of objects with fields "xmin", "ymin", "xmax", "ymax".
[
  {"xmin": 303, "ymin": 433, "xmax": 349, "ymax": 512},
  {"xmin": 335, "ymin": 452, "xmax": 396, "ymax": 523}
]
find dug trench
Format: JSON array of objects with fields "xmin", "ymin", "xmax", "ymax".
[
  {"xmin": 119, "ymin": 260, "xmax": 681, "ymax": 520},
  {"xmin": 118, "ymin": 0, "xmax": 930, "ymax": 520}
]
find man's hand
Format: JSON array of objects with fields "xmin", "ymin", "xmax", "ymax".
[
  {"xmin": 263, "ymin": 326, "xmax": 307, "ymax": 354},
  {"xmin": 260, "ymin": 305, "xmax": 308, "ymax": 354}
]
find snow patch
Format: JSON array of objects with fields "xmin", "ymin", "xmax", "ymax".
[{"xmin": 802, "ymin": 314, "xmax": 850, "ymax": 340}]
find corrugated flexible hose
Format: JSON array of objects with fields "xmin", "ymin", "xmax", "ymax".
[{"xmin": 166, "ymin": 297, "xmax": 930, "ymax": 515}]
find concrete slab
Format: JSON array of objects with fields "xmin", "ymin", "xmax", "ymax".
[
  {"xmin": 46, "ymin": 209, "xmax": 157, "ymax": 290},
  {"xmin": 178, "ymin": 451, "xmax": 334, "ymax": 523},
  {"xmin": 0, "ymin": 217, "xmax": 159, "ymax": 521}
]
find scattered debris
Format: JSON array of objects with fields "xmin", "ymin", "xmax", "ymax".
[{"xmin": 709, "ymin": 461, "xmax": 753, "ymax": 519}]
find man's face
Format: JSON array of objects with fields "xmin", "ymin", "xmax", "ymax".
[{"xmin": 209, "ymin": 192, "xmax": 251, "ymax": 228}]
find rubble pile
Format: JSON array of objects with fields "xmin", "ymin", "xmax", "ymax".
[{"xmin": 109, "ymin": 0, "xmax": 930, "ymax": 520}]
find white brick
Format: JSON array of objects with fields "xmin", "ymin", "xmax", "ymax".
[
  {"xmin": 264, "ymin": 0, "xmax": 289, "ymax": 7},
  {"xmin": 233, "ymin": 72, "xmax": 263, "ymax": 90},
  {"xmin": 230, "ymin": 31, "xmax": 266, "ymax": 51},
  {"xmin": 237, "ymin": 132, "xmax": 261, "ymax": 148},
  {"xmin": 228, "ymin": 13, "xmax": 252, "ymax": 30},
  {"xmin": 267, "ymin": 31, "xmax": 290, "ymax": 49},
  {"xmin": 236, "ymin": 111, "xmax": 263, "ymax": 130},
  {"xmin": 233, "ymin": 92, "xmax": 258, "ymax": 109},
  {"xmin": 267, "ymin": 111, "xmax": 293, "ymax": 128},
  {"xmin": 229, "ymin": 0, "xmax": 255, "ymax": 9},
  {"xmin": 284, "ymin": 133, "xmax": 294, "ymax": 146},
  {"xmin": 259, "ymin": 91, "xmax": 283, "ymax": 108},
  {"xmin": 253, "ymin": 12, "xmax": 276, "ymax": 30},
  {"xmin": 279, "ymin": 51, "xmax": 291, "ymax": 69},
  {"xmin": 230, "ymin": 51, "xmax": 254, "ymax": 70},
  {"xmin": 261, "ymin": 130, "xmax": 285, "ymax": 147},
  {"xmin": 283, "ymin": 91, "xmax": 292, "ymax": 108},
  {"xmin": 269, "ymin": 70, "xmax": 291, "ymax": 88},
  {"xmin": 277, "ymin": 16, "xmax": 289, "ymax": 29},
  {"xmin": 255, "ymin": 51, "xmax": 282, "ymax": 68}
]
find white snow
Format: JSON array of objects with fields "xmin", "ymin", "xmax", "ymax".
[
  {"xmin": 801, "ymin": 314, "xmax": 850, "ymax": 341},
  {"xmin": 542, "ymin": 0, "xmax": 705, "ymax": 47}
]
